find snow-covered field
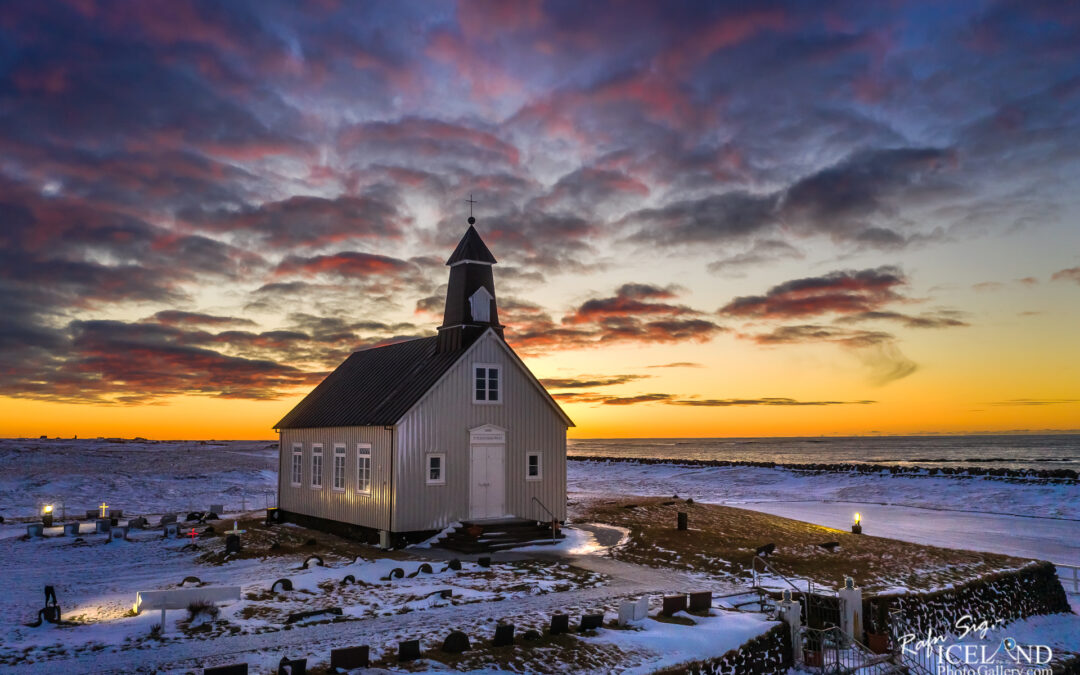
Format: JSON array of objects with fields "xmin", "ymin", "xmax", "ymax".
[{"xmin": 2, "ymin": 439, "xmax": 1077, "ymax": 672}]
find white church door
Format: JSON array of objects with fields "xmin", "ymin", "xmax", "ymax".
[{"xmin": 469, "ymin": 425, "xmax": 506, "ymax": 520}]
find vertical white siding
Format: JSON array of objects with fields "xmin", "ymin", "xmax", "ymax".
[
  {"xmin": 278, "ymin": 426, "xmax": 393, "ymax": 530},
  {"xmin": 394, "ymin": 332, "xmax": 568, "ymax": 531}
]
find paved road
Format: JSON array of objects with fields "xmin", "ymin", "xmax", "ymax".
[{"xmin": 8, "ymin": 553, "xmax": 744, "ymax": 674}]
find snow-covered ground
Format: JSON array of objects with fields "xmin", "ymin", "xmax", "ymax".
[
  {"xmin": 2, "ymin": 439, "xmax": 1077, "ymax": 672},
  {"xmin": 568, "ymin": 460, "xmax": 1080, "ymax": 565}
]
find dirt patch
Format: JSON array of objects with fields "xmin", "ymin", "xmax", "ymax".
[{"xmin": 578, "ymin": 497, "xmax": 1031, "ymax": 592}]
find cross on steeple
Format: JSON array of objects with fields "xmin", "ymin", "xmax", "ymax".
[{"xmin": 465, "ymin": 193, "xmax": 477, "ymax": 224}]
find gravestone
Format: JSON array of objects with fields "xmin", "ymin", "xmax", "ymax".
[
  {"xmin": 204, "ymin": 664, "xmax": 248, "ymax": 675},
  {"xmin": 85, "ymin": 510, "xmax": 97, "ymax": 521},
  {"xmin": 271, "ymin": 578, "xmax": 293, "ymax": 593},
  {"xmin": 225, "ymin": 534, "xmax": 241, "ymax": 555},
  {"xmin": 398, "ymin": 639, "xmax": 421, "ymax": 662},
  {"xmin": 662, "ymin": 595, "xmax": 687, "ymax": 616},
  {"xmin": 478, "ymin": 556, "xmax": 492, "ymax": 568},
  {"xmin": 579, "ymin": 613, "xmax": 604, "ymax": 631},
  {"xmin": 210, "ymin": 505, "xmax": 224, "ymax": 515},
  {"xmin": 129, "ymin": 517, "xmax": 147, "ymax": 529},
  {"xmin": 330, "ymin": 645, "xmax": 369, "ymax": 669},
  {"xmin": 441, "ymin": 631, "xmax": 470, "ymax": 653},
  {"xmin": 635, "ymin": 596, "xmax": 649, "ymax": 620},
  {"xmin": 112, "ymin": 526, "xmax": 128, "ymax": 541},
  {"xmin": 186, "ymin": 512, "xmax": 203, "ymax": 522},
  {"xmin": 677, "ymin": 511, "xmax": 688, "ymax": 531},
  {"xmin": 618, "ymin": 601, "xmax": 637, "ymax": 626},
  {"xmin": 27, "ymin": 523, "xmax": 44, "ymax": 538},
  {"xmin": 112, "ymin": 509, "xmax": 123, "ymax": 520},
  {"xmin": 265, "ymin": 507, "xmax": 279, "ymax": 525},
  {"xmin": 285, "ymin": 607, "xmax": 341, "ymax": 624},
  {"xmin": 445, "ymin": 559, "xmax": 462, "ymax": 571},
  {"xmin": 549, "ymin": 613, "xmax": 569, "ymax": 635},
  {"xmin": 160, "ymin": 513, "xmax": 177, "ymax": 526},
  {"xmin": 494, "ymin": 623, "xmax": 514, "ymax": 646},
  {"xmin": 95, "ymin": 518, "xmax": 111, "ymax": 534},
  {"xmin": 164, "ymin": 523, "xmax": 180, "ymax": 538},
  {"xmin": 688, "ymin": 591, "xmax": 712, "ymax": 612},
  {"xmin": 523, "ymin": 629, "xmax": 542, "ymax": 641},
  {"xmin": 276, "ymin": 656, "xmax": 306, "ymax": 675},
  {"xmin": 63, "ymin": 522, "xmax": 79, "ymax": 536}
]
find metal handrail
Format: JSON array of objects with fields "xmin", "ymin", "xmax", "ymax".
[
  {"xmin": 530, "ymin": 496, "xmax": 558, "ymax": 544},
  {"xmin": 751, "ymin": 555, "xmax": 825, "ymax": 625},
  {"xmin": 888, "ymin": 609, "xmax": 978, "ymax": 675},
  {"xmin": 1054, "ymin": 562, "xmax": 1080, "ymax": 594}
]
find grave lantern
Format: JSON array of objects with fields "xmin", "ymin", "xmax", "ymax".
[
  {"xmin": 42, "ymin": 504, "xmax": 54, "ymax": 528},
  {"xmin": 852, "ymin": 512, "xmax": 862, "ymax": 534}
]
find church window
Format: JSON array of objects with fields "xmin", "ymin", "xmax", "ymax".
[
  {"xmin": 427, "ymin": 453, "xmax": 446, "ymax": 485},
  {"xmin": 468, "ymin": 286, "xmax": 493, "ymax": 322},
  {"xmin": 357, "ymin": 444, "xmax": 371, "ymax": 494},
  {"xmin": 332, "ymin": 444, "xmax": 346, "ymax": 491},
  {"xmin": 474, "ymin": 364, "xmax": 500, "ymax": 403},
  {"xmin": 311, "ymin": 444, "xmax": 323, "ymax": 489},
  {"xmin": 291, "ymin": 444, "xmax": 302, "ymax": 486}
]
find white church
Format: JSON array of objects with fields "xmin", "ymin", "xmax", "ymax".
[{"xmin": 274, "ymin": 218, "xmax": 573, "ymax": 546}]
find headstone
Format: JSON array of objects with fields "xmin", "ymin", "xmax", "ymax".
[
  {"xmin": 204, "ymin": 664, "xmax": 248, "ymax": 675},
  {"xmin": 112, "ymin": 526, "xmax": 128, "ymax": 541},
  {"xmin": 330, "ymin": 646, "xmax": 369, "ymax": 669},
  {"xmin": 164, "ymin": 523, "xmax": 180, "ymax": 538},
  {"xmin": 398, "ymin": 639, "xmax": 421, "ymax": 662},
  {"xmin": 63, "ymin": 522, "xmax": 79, "ymax": 536},
  {"xmin": 677, "ymin": 511, "xmax": 688, "ymax": 531},
  {"xmin": 112, "ymin": 509, "xmax": 123, "ymax": 520},
  {"xmin": 225, "ymin": 534, "xmax": 241, "ymax": 555},
  {"xmin": 688, "ymin": 591, "xmax": 712, "ymax": 612},
  {"xmin": 210, "ymin": 505, "xmax": 224, "ymax": 515},
  {"xmin": 446, "ymin": 559, "xmax": 462, "ymax": 571},
  {"xmin": 186, "ymin": 512, "xmax": 203, "ymax": 522},
  {"xmin": 635, "ymin": 596, "xmax": 649, "ymax": 620},
  {"xmin": 285, "ymin": 607, "xmax": 341, "ymax": 624},
  {"xmin": 494, "ymin": 623, "xmax": 514, "ymax": 646},
  {"xmin": 95, "ymin": 518, "xmax": 111, "ymax": 533},
  {"xmin": 441, "ymin": 631, "xmax": 471, "ymax": 653},
  {"xmin": 277, "ymin": 656, "xmax": 306, "ymax": 675},
  {"xmin": 662, "ymin": 595, "xmax": 687, "ymax": 616},
  {"xmin": 579, "ymin": 613, "xmax": 604, "ymax": 631},
  {"xmin": 265, "ymin": 507, "xmax": 279, "ymax": 525},
  {"xmin": 618, "ymin": 601, "xmax": 637, "ymax": 626},
  {"xmin": 160, "ymin": 513, "xmax": 177, "ymax": 526},
  {"xmin": 478, "ymin": 556, "xmax": 492, "ymax": 568},
  {"xmin": 85, "ymin": 510, "xmax": 98, "ymax": 521},
  {"xmin": 27, "ymin": 523, "xmax": 44, "ymax": 538},
  {"xmin": 129, "ymin": 517, "xmax": 147, "ymax": 529},
  {"xmin": 549, "ymin": 613, "xmax": 569, "ymax": 635},
  {"xmin": 523, "ymin": 629, "xmax": 542, "ymax": 641},
  {"xmin": 271, "ymin": 579, "xmax": 293, "ymax": 593}
]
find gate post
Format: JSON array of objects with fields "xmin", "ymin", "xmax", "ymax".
[
  {"xmin": 778, "ymin": 590, "xmax": 803, "ymax": 665},
  {"xmin": 839, "ymin": 577, "xmax": 862, "ymax": 642}
]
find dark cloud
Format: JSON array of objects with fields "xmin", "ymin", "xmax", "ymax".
[
  {"xmin": 707, "ymin": 239, "xmax": 803, "ymax": 275},
  {"xmin": 745, "ymin": 324, "xmax": 917, "ymax": 385},
  {"xmin": 625, "ymin": 190, "xmax": 778, "ymax": 246},
  {"xmin": 834, "ymin": 310, "xmax": 969, "ymax": 329},
  {"xmin": 552, "ymin": 392, "xmax": 876, "ymax": 406},
  {"xmin": 149, "ymin": 311, "xmax": 257, "ymax": 328},
  {"xmin": 539, "ymin": 375, "xmax": 650, "ymax": 389},
  {"xmin": 720, "ymin": 266, "xmax": 906, "ymax": 319},
  {"xmin": 647, "ymin": 362, "xmax": 704, "ymax": 368}
]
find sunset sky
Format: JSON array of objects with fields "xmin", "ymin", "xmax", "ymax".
[{"xmin": 2, "ymin": 0, "xmax": 1079, "ymax": 439}]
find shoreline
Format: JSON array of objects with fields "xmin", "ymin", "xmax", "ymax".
[{"xmin": 567, "ymin": 454, "xmax": 1079, "ymax": 482}]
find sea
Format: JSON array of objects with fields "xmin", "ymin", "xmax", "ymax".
[{"xmin": 567, "ymin": 434, "xmax": 1080, "ymax": 472}]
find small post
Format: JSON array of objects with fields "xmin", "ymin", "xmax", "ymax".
[
  {"xmin": 677, "ymin": 511, "xmax": 688, "ymax": 531},
  {"xmin": 160, "ymin": 607, "xmax": 167, "ymax": 633},
  {"xmin": 839, "ymin": 576, "xmax": 862, "ymax": 642},
  {"xmin": 778, "ymin": 589, "xmax": 803, "ymax": 665}
]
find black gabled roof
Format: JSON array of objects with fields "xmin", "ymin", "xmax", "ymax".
[
  {"xmin": 275, "ymin": 336, "xmax": 461, "ymax": 429},
  {"xmin": 446, "ymin": 225, "xmax": 497, "ymax": 265}
]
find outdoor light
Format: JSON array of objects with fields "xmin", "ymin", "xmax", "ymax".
[
  {"xmin": 852, "ymin": 512, "xmax": 862, "ymax": 534},
  {"xmin": 43, "ymin": 505, "xmax": 53, "ymax": 514},
  {"xmin": 42, "ymin": 504, "xmax": 54, "ymax": 527}
]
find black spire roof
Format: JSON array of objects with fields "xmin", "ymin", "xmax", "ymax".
[{"xmin": 446, "ymin": 225, "xmax": 497, "ymax": 265}]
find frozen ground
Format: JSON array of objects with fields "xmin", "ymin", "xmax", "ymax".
[
  {"xmin": 568, "ymin": 459, "xmax": 1080, "ymax": 565},
  {"xmin": 2, "ymin": 439, "xmax": 1077, "ymax": 672}
]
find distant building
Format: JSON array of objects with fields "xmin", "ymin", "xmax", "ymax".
[{"xmin": 274, "ymin": 221, "xmax": 573, "ymax": 546}]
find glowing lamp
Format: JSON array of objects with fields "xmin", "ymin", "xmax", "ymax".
[
  {"xmin": 851, "ymin": 512, "xmax": 862, "ymax": 534},
  {"xmin": 42, "ymin": 504, "xmax": 54, "ymax": 527},
  {"xmin": 43, "ymin": 505, "xmax": 53, "ymax": 514}
]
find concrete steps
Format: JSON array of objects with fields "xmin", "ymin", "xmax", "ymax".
[{"xmin": 434, "ymin": 519, "xmax": 564, "ymax": 553}]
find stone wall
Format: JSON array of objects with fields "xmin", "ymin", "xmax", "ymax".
[
  {"xmin": 872, "ymin": 561, "xmax": 1071, "ymax": 638},
  {"xmin": 569, "ymin": 457, "xmax": 1078, "ymax": 482},
  {"xmin": 650, "ymin": 623, "xmax": 792, "ymax": 675}
]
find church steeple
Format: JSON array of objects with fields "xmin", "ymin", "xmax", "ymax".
[{"xmin": 437, "ymin": 219, "xmax": 503, "ymax": 353}]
